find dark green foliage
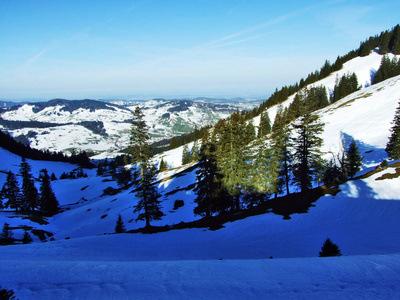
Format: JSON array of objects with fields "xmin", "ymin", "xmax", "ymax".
[
  {"xmin": 115, "ymin": 214, "xmax": 126, "ymax": 233},
  {"xmin": 159, "ymin": 158, "xmax": 168, "ymax": 171},
  {"xmin": 0, "ymin": 286, "xmax": 17, "ymax": 300},
  {"xmin": 19, "ymin": 158, "xmax": 39, "ymax": 212},
  {"xmin": 22, "ymin": 230, "xmax": 33, "ymax": 244},
  {"xmin": 345, "ymin": 140, "xmax": 363, "ymax": 179},
  {"xmin": 257, "ymin": 111, "xmax": 271, "ymax": 138},
  {"xmin": 372, "ymin": 55, "xmax": 400, "ymax": 85},
  {"xmin": 292, "ymin": 108, "xmax": 325, "ymax": 193},
  {"xmin": 244, "ymin": 121, "xmax": 256, "ymax": 144},
  {"xmin": 129, "ymin": 106, "xmax": 152, "ymax": 165},
  {"xmin": 331, "ymin": 72, "xmax": 360, "ymax": 103},
  {"xmin": 190, "ymin": 140, "xmax": 200, "ymax": 162},
  {"xmin": 194, "ymin": 134, "xmax": 226, "ymax": 217},
  {"xmin": 1, "ymin": 171, "xmax": 22, "ymax": 211},
  {"xmin": 319, "ymin": 238, "xmax": 342, "ymax": 257},
  {"xmin": 0, "ymin": 223, "xmax": 14, "ymax": 245},
  {"xmin": 39, "ymin": 169, "xmax": 60, "ymax": 216},
  {"xmin": 134, "ymin": 162, "xmax": 164, "ymax": 228},
  {"xmin": 386, "ymin": 101, "xmax": 400, "ymax": 159},
  {"xmin": 181, "ymin": 144, "xmax": 191, "ymax": 165}
]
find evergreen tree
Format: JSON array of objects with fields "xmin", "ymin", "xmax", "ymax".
[
  {"xmin": 190, "ymin": 140, "xmax": 200, "ymax": 162},
  {"xmin": 386, "ymin": 101, "xmax": 400, "ymax": 159},
  {"xmin": 115, "ymin": 214, "xmax": 126, "ymax": 233},
  {"xmin": 319, "ymin": 238, "xmax": 342, "ymax": 257},
  {"xmin": 345, "ymin": 139, "xmax": 363, "ymax": 179},
  {"xmin": 116, "ymin": 166, "xmax": 132, "ymax": 187},
  {"xmin": 390, "ymin": 24, "xmax": 400, "ymax": 54},
  {"xmin": 159, "ymin": 158, "xmax": 168, "ymax": 171},
  {"xmin": 19, "ymin": 158, "xmax": 39, "ymax": 212},
  {"xmin": 257, "ymin": 111, "xmax": 271, "ymax": 138},
  {"xmin": 194, "ymin": 135, "xmax": 225, "ymax": 217},
  {"xmin": 39, "ymin": 169, "xmax": 60, "ymax": 216},
  {"xmin": 133, "ymin": 162, "xmax": 164, "ymax": 229},
  {"xmin": 292, "ymin": 108, "xmax": 325, "ymax": 193},
  {"xmin": 129, "ymin": 106, "xmax": 152, "ymax": 166},
  {"xmin": 244, "ymin": 120, "xmax": 256, "ymax": 144},
  {"xmin": 0, "ymin": 223, "xmax": 14, "ymax": 245},
  {"xmin": 181, "ymin": 144, "xmax": 191, "ymax": 165},
  {"xmin": 215, "ymin": 111, "xmax": 249, "ymax": 211},
  {"xmin": 0, "ymin": 171, "xmax": 22, "ymax": 211},
  {"xmin": 22, "ymin": 230, "xmax": 33, "ymax": 244},
  {"xmin": 0, "ymin": 286, "xmax": 17, "ymax": 300}
]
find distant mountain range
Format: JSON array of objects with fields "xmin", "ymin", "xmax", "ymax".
[{"xmin": 0, "ymin": 98, "xmax": 261, "ymax": 157}]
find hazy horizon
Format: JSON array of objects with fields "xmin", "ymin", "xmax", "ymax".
[{"xmin": 1, "ymin": 0, "xmax": 399, "ymax": 101}]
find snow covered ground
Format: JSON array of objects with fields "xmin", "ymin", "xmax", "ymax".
[{"xmin": 1, "ymin": 52, "xmax": 400, "ymax": 299}]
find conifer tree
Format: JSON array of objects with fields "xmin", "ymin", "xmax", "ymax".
[
  {"xmin": 0, "ymin": 286, "xmax": 17, "ymax": 300},
  {"xmin": 386, "ymin": 101, "xmax": 400, "ymax": 159},
  {"xmin": 129, "ymin": 106, "xmax": 152, "ymax": 166},
  {"xmin": 345, "ymin": 139, "xmax": 363, "ymax": 179},
  {"xmin": 115, "ymin": 214, "xmax": 126, "ymax": 233},
  {"xmin": 0, "ymin": 223, "xmax": 14, "ymax": 245},
  {"xmin": 181, "ymin": 144, "xmax": 191, "ymax": 165},
  {"xmin": 190, "ymin": 140, "xmax": 200, "ymax": 162},
  {"xmin": 19, "ymin": 158, "xmax": 39, "ymax": 212},
  {"xmin": 0, "ymin": 171, "xmax": 22, "ymax": 211},
  {"xmin": 244, "ymin": 120, "xmax": 256, "ymax": 144},
  {"xmin": 39, "ymin": 169, "xmax": 60, "ymax": 216},
  {"xmin": 258, "ymin": 111, "xmax": 271, "ymax": 138},
  {"xmin": 292, "ymin": 107, "xmax": 325, "ymax": 193},
  {"xmin": 22, "ymin": 230, "xmax": 33, "ymax": 244},
  {"xmin": 319, "ymin": 238, "xmax": 342, "ymax": 257},
  {"xmin": 194, "ymin": 134, "xmax": 224, "ymax": 217},
  {"xmin": 159, "ymin": 158, "xmax": 168, "ymax": 171},
  {"xmin": 133, "ymin": 162, "xmax": 164, "ymax": 229}
]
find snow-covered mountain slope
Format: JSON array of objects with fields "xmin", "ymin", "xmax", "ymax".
[{"xmin": 0, "ymin": 98, "xmax": 257, "ymax": 157}]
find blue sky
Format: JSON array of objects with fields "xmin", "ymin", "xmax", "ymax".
[{"xmin": 0, "ymin": 0, "xmax": 399, "ymax": 101}]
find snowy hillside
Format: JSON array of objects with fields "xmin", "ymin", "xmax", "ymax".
[
  {"xmin": 0, "ymin": 98, "xmax": 257, "ymax": 157},
  {"xmin": 1, "ymin": 52, "xmax": 400, "ymax": 298}
]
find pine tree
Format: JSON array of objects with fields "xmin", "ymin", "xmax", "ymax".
[
  {"xmin": 190, "ymin": 140, "xmax": 200, "ymax": 162},
  {"xmin": 22, "ymin": 230, "xmax": 33, "ymax": 244},
  {"xmin": 319, "ymin": 238, "xmax": 342, "ymax": 257},
  {"xmin": 0, "ymin": 223, "xmax": 14, "ymax": 245},
  {"xmin": 0, "ymin": 171, "xmax": 22, "ymax": 211},
  {"xmin": 19, "ymin": 158, "xmax": 39, "ymax": 212},
  {"xmin": 181, "ymin": 144, "xmax": 191, "ymax": 165},
  {"xmin": 133, "ymin": 162, "xmax": 164, "ymax": 229},
  {"xmin": 39, "ymin": 169, "xmax": 60, "ymax": 216},
  {"xmin": 159, "ymin": 158, "xmax": 168, "ymax": 171},
  {"xmin": 292, "ymin": 107, "xmax": 325, "ymax": 193},
  {"xmin": 129, "ymin": 106, "xmax": 152, "ymax": 166},
  {"xmin": 386, "ymin": 101, "xmax": 400, "ymax": 159},
  {"xmin": 115, "ymin": 214, "xmax": 126, "ymax": 233},
  {"xmin": 258, "ymin": 111, "xmax": 271, "ymax": 138},
  {"xmin": 345, "ymin": 139, "xmax": 363, "ymax": 179},
  {"xmin": 0, "ymin": 286, "xmax": 17, "ymax": 300},
  {"xmin": 194, "ymin": 136, "xmax": 224, "ymax": 217}
]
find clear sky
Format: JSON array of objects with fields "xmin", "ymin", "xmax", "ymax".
[{"xmin": 1, "ymin": 0, "xmax": 399, "ymax": 101}]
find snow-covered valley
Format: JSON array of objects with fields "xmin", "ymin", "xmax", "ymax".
[{"xmin": 1, "ymin": 51, "xmax": 400, "ymax": 299}]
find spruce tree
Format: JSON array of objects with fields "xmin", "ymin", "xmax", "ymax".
[
  {"xmin": 181, "ymin": 144, "xmax": 191, "ymax": 165},
  {"xmin": 22, "ymin": 230, "xmax": 33, "ymax": 244},
  {"xmin": 115, "ymin": 214, "xmax": 126, "ymax": 233},
  {"xmin": 0, "ymin": 286, "xmax": 17, "ymax": 300},
  {"xmin": 133, "ymin": 162, "xmax": 164, "ymax": 229},
  {"xmin": 129, "ymin": 106, "xmax": 152, "ymax": 166},
  {"xmin": 194, "ymin": 135, "xmax": 224, "ymax": 217},
  {"xmin": 19, "ymin": 158, "xmax": 39, "ymax": 212},
  {"xmin": 190, "ymin": 140, "xmax": 200, "ymax": 162},
  {"xmin": 39, "ymin": 169, "xmax": 60, "ymax": 216},
  {"xmin": 292, "ymin": 105, "xmax": 325, "ymax": 193},
  {"xmin": 159, "ymin": 158, "xmax": 168, "ymax": 171},
  {"xmin": 319, "ymin": 238, "xmax": 342, "ymax": 257},
  {"xmin": 386, "ymin": 101, "xmax": 400, "ymax": 159},
  {"xmin": 258, "ymin": 111, "xmax": 271, "ymax": 138},
  {"xmin": 0, "ymin": 223, "xmax": 14, "ymax": 245},
  {"xmin": 345, "ymin": 139, "xmax": 363, "ymax": 179},
  {"xmin": 1, "ymin": 171, "xmax": 22, "ymax": 211}
]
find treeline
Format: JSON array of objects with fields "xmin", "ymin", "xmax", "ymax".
[
  {"xmin": 372, "ymin": 55, "xmax": 400, "ymax": 84},
  {"xmin": 0, "ymin": 129, "xmax": 93, "ymax": 168},
  {"xmin": 192, "ymin": 87, "xmax": 363, "ymax": 217},
  {"xmin": 359, "ymin": 24, "xmax": 400, "ymax": 56}
]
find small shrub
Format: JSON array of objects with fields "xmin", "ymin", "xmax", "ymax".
[
  {"xmin": 319, "ymin": 238, "xmax": 342, "ymax": 257},
  {"xmin": 381, "ymin": 159, "xmax": 388, "ymax": 167},
  {"xmin": 103, "ymin": 186, "xmax": 118, "ymax": 195},
  {"xmin": 173, "ymin": 200, "xmax": 184, "ymax": 210},
  {"xmin": 115, "ymin": 214, "xmax": 126, "ymax": 233}
]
